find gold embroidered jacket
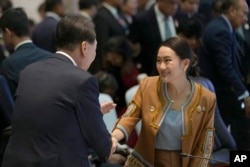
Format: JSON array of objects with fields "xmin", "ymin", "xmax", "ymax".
[{"xmin": 114, "ymin": 76, "xmax": 216, "ymax": 167}]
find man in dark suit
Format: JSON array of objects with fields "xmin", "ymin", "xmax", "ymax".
[
  {"xmin": 90, "ymin": 0, "xmax": 128, "ymax": 74},
  {"xmin": 129, "ymin": 0, "xmax": 179, "ymax": 75},
  {"xmin": 199, "ymin": 0, "xmax": 250, "ymax": 150},
  {"xmin": 0, "ymin": 8, "xmax": 52, "ymax": 97},
  {"xmin": 2, "ymin": 15, "xmax": 117, "ymax": 167},
  {"xmin": 32, "ymin": 0, "xmax": 64, "ymax": 52}
]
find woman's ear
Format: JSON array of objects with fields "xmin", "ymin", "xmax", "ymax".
[{"xmin": 183, "ymin": 58, "xmax": 190, "ymax": 72}]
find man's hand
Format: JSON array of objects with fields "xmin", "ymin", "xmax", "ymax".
[
  {"xmin": 110, "ymin": 136, "xmax": 118, "ymax": 155},
  {"xmin": 100, "ymin": 102, "xmax": 116, "ymax": 114},
  {"xmin": 244, "ymin": 97, "xmax": 250, "ymax": 118},
  {"xmin": 108, "ymin": 153, "xmax": 126, "ymax": 164}
]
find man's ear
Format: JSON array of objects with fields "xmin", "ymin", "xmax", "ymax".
[
  {"xmin": 4, "ymin": 28, "xmax": 12, "ymax": 35},
  {"xmin": 81, "ymin": 41, "xmax": 87, "ymax": 56}
]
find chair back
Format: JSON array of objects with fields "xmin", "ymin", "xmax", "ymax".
[{"xmin": 99, "ymin": 93, "xmax": 118, "ymax": 133}]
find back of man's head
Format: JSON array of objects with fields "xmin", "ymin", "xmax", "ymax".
[
  {"xmin": 0, "ymin": 0, "xmax": 13, "ymax": 12},
  {"xmin": 220, "ymin": 0, "xmax": 241, "ymax": 14},
  {"xmin": 45, "ymin": 0, "xmax": 62, "ymax": 12},
  {"xmin": 0, "ymin": 8, "xmax": 29, "ymax": 37},
  {"xmin": 79, "ymin": 0, "xmax": 99, "ymax": 10},
  {"xmin": 56, "ymin": 15, "xmax": 96, "ymax": 51}
]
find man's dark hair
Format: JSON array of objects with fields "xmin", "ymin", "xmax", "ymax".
[
  {"xmin": 45, "ymin": 0, "xmax": 62, "ymax": 12},
  {"xmin": 0, "ymin": 8, "xmax": 29, "ymax": 37},
  {"xmin": 56, "ymin": 15, "xmax": 96, "ymax": 51},
  {"xmin": 79, "ymin": 0, "xmax": 99, "ymax": 10},
  {"xmin": 211, "ymin": 0, "xmax": 225, "ymax": 15},
  {"xmin": 94, "ymin": 70, "xmax": 118, "ymax": 93},
  {"xmin": 220, "ymin": 0, "xmax": 240, "ymax": 14},
  {"xmin": 0, "ymin": 0, "xmax": 13, "ymax": 12},
  {"xmin": 104, "ymin": 36, "xmax": 133, "ymax": 61},
  {"xmin": 177, "ymin": 17, "xmax": 203, "ymax": 39}
]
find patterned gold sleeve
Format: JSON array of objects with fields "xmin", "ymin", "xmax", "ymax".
[
  {"xmin": 199, "ymin": 92, "xmax": 216, "ymax": 167},
  {"xmin": 112, "ymin": 102, "xmax": 141, "ymax": 142},
  {"xmin": 200, "ymin": 128, "xmax": 215, "ymax": 167}
]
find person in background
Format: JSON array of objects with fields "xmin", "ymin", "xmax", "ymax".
[
  {"xmin": 176, "ymin": 18, "xmax": 237, "ymax": 164},
  {"xmin": 37, "ymin": 2, "xmax": 46, "ymax": 20},
  {"xmin": 2, "ymin": 15, "xmax": 117, "ymax": 167},
  {"xmin": 90, "ymin": 0, "xmax": 129, "ymax": 74},
  {"xmin": 129, "ymin": 0, "xmax": 179, "ymax": 75},
  {"xmin": 137, "ymin": 0, "xmax": 155, "ymax": 13},
  {"xmin": 112, "ymin": 36, "xmax": 216, "ymax": 167},
  {"xmin": 175, "ymin": 0, "xmax": 209, "ymax": 28},
  {"xmin": 95, "ymin": 70, "xmax": 119, "ymax": 99},
  {"xmin": 0, "ymin": 0, "xmax": 12, "ymax": 64},
  {"xmin": 78, "ymin": 0, "xmax": 99, "ymax": 20},
  {"xmin": 32, "ymin": 0, "xmax": 64, "ymax": 52},
  {"xmin": 0, "ymin": 0, "xmax": 12, "ymax": 17},
  {"xmin": 176, "ymin": 17, "xmax": 203, "ymax": 50},
  {"xmin": 101, "ymin": 36, "xmax": 139, "ymax": 115},
  {"xmin": 199, "ymin": 0, "xmax": 250, "ymax": 150},
  {"xmin": 121, "ymin": 0, "xmax": 138, "ymax": 25},
  {"xmin": 0, "ymin": 8, "xmax": 52, "ymax": 97},
  {"xmin": 211, "ymin": 0, "xmax": 224, "ymax": 17}
]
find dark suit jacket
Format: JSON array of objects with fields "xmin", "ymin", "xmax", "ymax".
[
  {"xmin": 0, "ymin": 42, "xmax": 52, "ymax": 96},
  {"xmin": 129, "ymin": 5, "xmax": 162, "ymax": 75},
  {"xmin": 2, "ymin": 54, "xmax": 112, "ymax": 167},
  {"xmin": 199, "ymin": 15, "xmax": 247, "ymax": 97},
  {"xmin": 91, "ymin": 6, "xmax": 127, "ymax": 73},
  {"xmin": 32, "ymin": 16, "xmax": 58, "ymax": 52}
]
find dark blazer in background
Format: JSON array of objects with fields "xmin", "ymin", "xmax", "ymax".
[
  {"xmin": 129, "ymin": 5, "xmax": 162, "ymax": 75},
  {"xmin": 2, "ymin": 54, "xmax": 112, "ymax": 167},
  {"xmin": 91, "ymin": 6, "xmax": 127, "ymax": 74},
  {"xmin": 200, "ymin": 15, "xmax": 249, "ymax": 149},
  {"xmin": 0, "ymin": 42, "xmax": 52, "ymax": 96},
  {"xmin": 32, "ymin": 16, "xmax": 59, "ymax": 53},
  {"xmin": 200, "ymin": 16, "xmax": 247, "ymax": 97}
]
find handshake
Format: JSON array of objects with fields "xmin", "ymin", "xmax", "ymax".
[{"xmin": 110, "ymin": 137, "xmax": 132, "ymax": 165}]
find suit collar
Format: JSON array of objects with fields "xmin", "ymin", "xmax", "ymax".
[
  {"xmin": 51, "ymin": 53, "xmax": 77, "ymax": 66},
  {"xmin": 15, "ymin": 40, "xmax": 32, "ymax": 51},
  {"xmin": 45, "ymin": 12, "xmax": 61, "ymax": 21},
  {"xmin": 56, "ymin": 51, "xmax": 77, "ymax": 66},
  {"xmin": 102, "ymin": 2, "xmax": 119, "ymax": 19},
  {"xmin": 221, "ymin": 14, "xmax": 233, "ymax": 32}
]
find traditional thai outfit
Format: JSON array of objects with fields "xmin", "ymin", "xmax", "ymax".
[{"xmin": 113, "ymin": 76, "xmax": 216, "ymax": 167}]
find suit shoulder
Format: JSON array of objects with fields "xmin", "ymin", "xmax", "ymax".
[{"xmin": 134, "ymin": 8, "xmax": 154, "ymax": 22}]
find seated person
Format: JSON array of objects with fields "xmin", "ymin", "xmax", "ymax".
[{"xmin": 177, "ymin": 17, "xmax": 237, "ymax": 165}]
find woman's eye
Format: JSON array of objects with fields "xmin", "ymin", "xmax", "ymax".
[{"xmin": 164, "ymin": 59, "xmax": 171, "ymax": 62}]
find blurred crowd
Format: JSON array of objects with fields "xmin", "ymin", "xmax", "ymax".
[{"xmin": 0, "ymin": 0, "xmax": 250, "ymax": 166}]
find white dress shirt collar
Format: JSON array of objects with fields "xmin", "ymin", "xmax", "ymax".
[
  {"xmin": 56, "ymin": 51, "xmax": 77, "ymax": 66},
  {"xmin": 154, "ymin": 4, "xmax": 176, "ymax": 41},
  {"xmin": 79, "ymin": 11, "xmax": 92, "ymax": 20},
  {"xmin": 15, "ymin": 40, "xmax": 32, "ymax": 51},
  {"xmin": 46, "ymin": 12, "xmax": 61, "ymax": 21},
  {"xmin": 221, "ymin": 14, "xmax": 233, "ymax": 32}
]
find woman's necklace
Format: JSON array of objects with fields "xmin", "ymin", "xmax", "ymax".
[{"xmin": 170, "ymin": 83, "xmax": 189, "ymax": 103}]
